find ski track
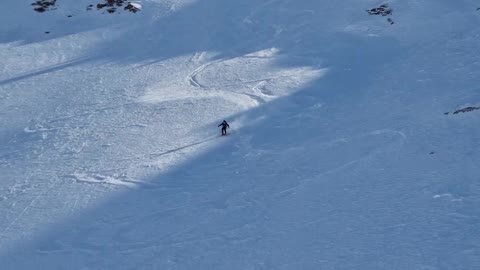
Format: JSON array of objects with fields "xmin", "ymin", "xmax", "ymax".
[
  {"xmin": 273, "ymin": 129, "xmax": 407, "ymax": 196},
  {"xmin": 244, "ymin": 0, "xmax": 285, "ymax": 24},
  {"xmin": 185, "ymin": 48, "xmax": 299, "ymax": 106},
  {"xmin": 71, "ymin": 173, "xmax": 138, "ymax": 188},
  {"xmin": 184, "ymin": 47, "xmax": 322, "ymax": 108},
  {"xmin": 186, "ymin": 56, "xmax": 268, "ymax": 106},
  {"xmin": 0, "ymin": 180, "xmax": 58, "ymax": 242},
  {"xmin": 186, "ymin": 62, "xmax": 211, "ymax": 88}
]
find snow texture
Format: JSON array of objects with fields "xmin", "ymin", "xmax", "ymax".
[{"xmin": 1, "ymin": 0, "xmax": 479, "ymax": 269}]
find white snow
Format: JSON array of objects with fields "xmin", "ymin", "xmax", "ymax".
[
  {"xmin": 1, "ymin": 0, "xmax": 480, "ymax": 269},
  {"xmin": 130, "ymin": 3, "xmax": 142, "ymax": 10}
]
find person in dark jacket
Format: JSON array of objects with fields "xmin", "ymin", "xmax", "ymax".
[{"xmin": 218, "ymin": 120, "xmax": 230, "ymax": 135}]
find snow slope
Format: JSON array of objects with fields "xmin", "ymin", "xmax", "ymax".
[{"xmin": 1, "ymin": 0, "xmax": 479, "ymax": 269}]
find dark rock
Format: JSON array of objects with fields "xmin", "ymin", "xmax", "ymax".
[
  {"xmin": 367, "ymin": 4, "xmax": 393, "ymax": 16},
  {"xmin": 95, "ymin": 1, "xmax": 141, "ymax": 14},
  {"xmin": 453, "ymin": 106, "xmax": 480, "ymax": 114},
  {"xmin": 125, "ymin": 3, "xmax": 141, "ymax": 13},
  {"xmin": 32, "ymin": 0, "xmax": 57, "ymax": 13}
]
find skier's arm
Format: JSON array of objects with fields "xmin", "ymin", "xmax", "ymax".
[{"xmin": 227, "ymin": 124, "xmax": 230, "ymax": 128}]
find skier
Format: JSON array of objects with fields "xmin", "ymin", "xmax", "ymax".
[{"xmin": 218, "ymin": 120, "xmax": 230, "ymax": 136}]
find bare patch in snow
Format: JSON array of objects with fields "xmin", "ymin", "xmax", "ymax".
[
  {"xmin": 453, "ymin": 106, "xmax": 480, "ymax": 114},
  {"xmin": 31, "ymin": 0, "xmax": 57, "ymax": 13},
  {"xmin": 95, "ymin": 0, "xmax": 142, "ymax": 14},
  {"xmin": 366, "ymin": 3, "xmax": 394, "ymax": 25},
  {"xmin": 444, "ymin": 105, "xmax": 480, "ymax": 115}
]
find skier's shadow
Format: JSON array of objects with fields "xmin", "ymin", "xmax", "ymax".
[{"xmin": 149, "ymin": 136, "xmax": 218, "ymax": 158}]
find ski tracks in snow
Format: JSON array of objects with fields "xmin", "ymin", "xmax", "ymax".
[
  {"xmin": 186, "ymin": 55, "xmax": 264, "ymax": 106},
  {"xmin": 186, "ymin": 61, "xmax": 211, "ymax": 88},
  {"xmin": 274, "ymin": 129, "xmax": 407, "ymax": 197},
  {"xmin": 0, "ymin": 179, "xmax": 59, "ymax": 244},
  {"xmin": 185, "ymin": 48, "xmax": 320, "ymax": 107}
]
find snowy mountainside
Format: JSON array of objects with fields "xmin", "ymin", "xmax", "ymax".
[{"xmin": 1, "ymin": 0, "xmax": 480, "ymax": 269}]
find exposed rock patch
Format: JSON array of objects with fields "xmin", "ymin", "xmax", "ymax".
[
  {"xmin": 125, "ymin": 3, "xmax": 141, "ymax": 13},
  {"xmin": 445, "ymin": 106, "xmax": 480, "ymax": 115},
  {"xmin": 95, "ymin": 0, "xmax": 141, "ymax": 14},
  {"xmin": 31, "ymin": 0, "xmax": 57, "ymax": 13},
  {"xmin": 367, "ymin": 4, "xmax": 392, "ymax": 16},
  {"xmin": 31, "ymin": 0, "xmax": 141, "ymax": 14},
  {"xmin": 453, "ymin": 106, "xmax": 480, "ymax": 114},
  {"xmin": 367, "ymin": 4, "xmax": 394, "ymax": 25}
]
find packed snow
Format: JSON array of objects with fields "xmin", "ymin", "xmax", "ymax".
[{"xmin": 1, "ymin": 0, "xmax": 479, "ymax": 269}]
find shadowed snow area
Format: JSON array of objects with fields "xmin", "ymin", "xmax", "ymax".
[{"xmin": 1, "ymin": 0, "xmax": 480, "ymax": 269}]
